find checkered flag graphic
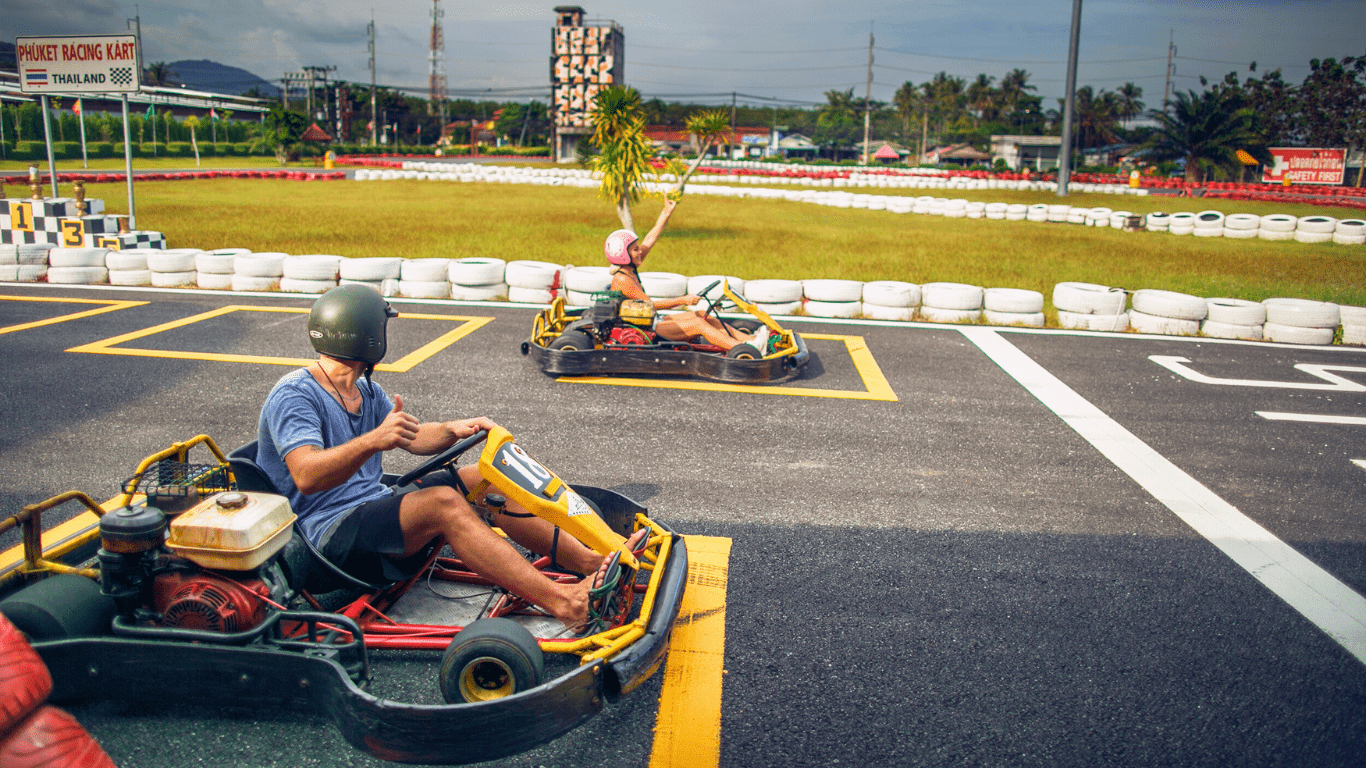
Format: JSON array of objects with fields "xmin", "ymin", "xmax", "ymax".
[{"xmin": 108, "ymin": 67, "xmax": 134, "ymax": 87}]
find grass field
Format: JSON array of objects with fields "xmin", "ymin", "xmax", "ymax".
[{"xmin": 47, "ymin": 176, "xmax": 1366, "ymax": 308}]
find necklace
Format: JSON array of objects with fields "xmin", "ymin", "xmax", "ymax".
[{"xmin": 315, "ymin": 362, "xmax": 362, "ymax": 408}]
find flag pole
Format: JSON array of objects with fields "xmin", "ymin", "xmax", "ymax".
[
  {"xmin": 40, "ymin": 95, "xmax": 60, "ymax": 198},
  {"xmin": 122, "ymin": 95, "xmax": 137, "ymax": 230},
  {"xmin": 76, "ymin": 99, "xmax": 88, "ymax": 169}
]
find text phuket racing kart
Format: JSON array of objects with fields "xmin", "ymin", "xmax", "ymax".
[
  {"xmin": 522, "ymin": 279, "xmax": 810, "ymax": 384},
  {"xmin": 0, "ymin": 427, "xmax": 687, "ymax": 765}
]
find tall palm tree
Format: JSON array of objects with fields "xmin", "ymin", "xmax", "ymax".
[
  {"xmin": 893, "ymin": 81, "xmax": 924, "ymax": 158},
  {"xmin": 966, "ymin": 74, "xmax": 997, "ymax": 126},
  {"xmin": 1143, "ymin": 89, "xmax": 1268, "ymax": 184},
  {"xmin": 1116, "ymin": 82, "xmax": 1145, "ymax": 129},
  {"xmin": 925, "ymin": 72, "xmax": 966, "ymax": 138},
  {"xmin": 669, "ymin": 110, "xmax": 731, "ymax": 195},
  {"xmin": 588, "ymin": 86, "xmax": 657, "ymax": 230},
  {"xmin": 144, "ymin": 62, "xmax": 177, "ymax": 87},
  {"xmin": 1067, "ymin": 87, "xmax": 1122, "ymax": 149},
  {"xmin": 1000, "ymin": 68, "xmax": 1036, "ymax": 131}
]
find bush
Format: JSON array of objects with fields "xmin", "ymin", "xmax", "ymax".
[{"xmin": 90, "ymin": 142, "xmax": 115, "ymax": 157}]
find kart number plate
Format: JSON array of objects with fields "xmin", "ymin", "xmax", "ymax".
[{"xmin": 495, "ymin": 442, "xmax": 563, "ymax": 501}]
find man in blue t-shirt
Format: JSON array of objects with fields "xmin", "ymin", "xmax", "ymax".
[{"xmin": 257, "ymin": 285, "xmax": 630, "ymax": 632}]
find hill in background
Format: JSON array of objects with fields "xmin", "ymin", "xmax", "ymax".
[{"xmin": 166, "ymin": 60, "xmax": 280, "ymax": 98}]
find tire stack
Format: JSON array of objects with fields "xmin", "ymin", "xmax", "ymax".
[
  {"xmin": 1202, "ymin": 298, "xmax": 1265, "ymax": 340},
  {"xmin": 802, "ymin": 279, "xmax": 863, "ymax": 318},
  {"xmin": 280, "ymin": 255, "xmax": 342, "ymax": 294},
  {"xmin": 108, "ymin": 248, "xmax": 152, "ymax": 286},
  {"xmin": 919, "ymin": 282, "xmax": 983, "ymax": 323},
  {"xmin": 1262, "ymin": 298, "xmax": 1340, "ymax": 345},
  {"xmin": 339, "ymin": 256, "xmax": 402, "ymax": 297},
  {"xmin": 861, "ymin": 281, "xmax": 919, "ymax": 321},
  {"xmin": 1223, "ymin": 214, "xmax": 1261, "ymax": 240},
  {"xmin": 1145, "ymin": 212, "xmax": 1170, "ymax": 233},
  {"xmin": 1342, "ymin": 306, "xmax": 1366, "ymax": 346},
  {"xmin": 1192, "ymin": 210, "xmax": 1225, "ymax": 238},
  {"xmin": 1258, "ymin": 214, "xmax": 1297, "ymax": 241},
  {"xmin": 0, "ymin": 245, "xmax": 13, "ymax": 281},
  {"xmin": 448, "ymin": 258, "xmax": 508, "ymax": 301},
  {"xmin": 505, "ymin": 260, "xmax": 563, "ymax": 304},
  {"xmin": 1085, "ymin": 207, "xmax": 1112, "ymax": 227},
  {"xmin": 1026, "ymin": 204, "xmax": 1049, "ymax": 223},
  {"xmin": 47, "ymin": 248, "xmax": 108, "ymax": 285},
  {"xmin": 1294, "ymin": 216, "xmax": 1337, "ymax": 244},
  {"xmin": 1167, "ymin": 212, "xmax": 1197, "ymax": 236},
  {"xmin": 984, "ymin": 288, "xmax": 1045, "ymax": 327},
  {"xmin": 1006, "ymin": 203, "xmax": 1028, "ymax": 221},
  {"xmin": 196, "ymin": 248, "xmax": 246, "ymax": 289},
  {"xmin": 1107, "ymin": 210, "xmax": 1134, "ymax": 229},
  {"xmin": 1130, "ymin": 289, "xmax": 1207, "ymax": 335},
  {"xmin": 561, "ymin": 266, "xmax": 612, "ymax": 306},
  {"xmin": 398, "ymin": 258, "xmax": 451, "ymax": 299},
  {"xmin": 232, "ymin": 252, "xmax": 286, "ymax": 292},
  {"xmin": 0, "ymin": 613, "xmax": 117, "ymax": 768},
  {"xmin": 639, "ymin": 272, "xmax": 689, "ymax": 304},
  {"xmin": 1053, "ymin": 282, "xmax": 1129, "ymax": 331},
  {"xmin": 1335, "ymin": 219, "xmax": 1366, "ymax": 245},
  {"xmin": 148, "ymin": 249, "xmax": 203, "ymax": 288},
  {"xmin": 743, "ymin": 278, "xmax": 804, "ymax": 315}
]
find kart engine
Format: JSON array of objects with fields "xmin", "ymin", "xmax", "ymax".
[{"xmin": 98, "ymin": 491, "xmax": 295, "ymax": 633}]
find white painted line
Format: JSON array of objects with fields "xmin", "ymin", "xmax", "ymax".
[
  {"xmin": 1257, "ymin": 412, "xmax": 1366, "ymax": 426},
  {"xmin": 963, "ymin": 327, "xmax": 1366, "ymax": 665},
  {"xmin": 1150, "ymin": 356, "xmax": 1366, "ymax": 392},
  {"xmin": 1353, "ymin": 460, "xmax": 1366, "ymax": 472}
]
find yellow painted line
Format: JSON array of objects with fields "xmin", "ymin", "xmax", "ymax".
[
  {"xmin": 64, "ymin": 304, "xmax": 493, "ymax": 370},
  {"xmin": 650, "ymin": 535, "xmax": 732, "ymax": 768},
  {"xmin": 0, "ymin": 295, "xmax": 148, "ymax": 335},
  {"xmin": 560, "ymin": 334, "xmax": 898, "ymax": 401}
]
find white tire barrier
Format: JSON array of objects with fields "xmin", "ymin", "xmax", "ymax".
[
  {"xmin": 197, "ymin": 272, "xmax": 234, "ymax": 290},
  {"xmin": 340, "ymin": 257, "xmax": 403, "ymax": 281},
  {"xmin": 984, "ymin": 288, "xmax": 1044, "ymax": 314},
  {"xmin": 278, "ymin": 277, "xmax": 336, "ymax": 294},
  {"xmin": 562, "ymin": 266, "xmax": 612, "ymax": 294},
  {"xmin": 339, "ymin": 278, "xmax": 400, "ymax": 297},
  {"xmin": 194, "ymin": 251, "xmax": 236, "ymax": 274},
  {"xmin": 1224, "ymin": 213, "xmax": 1260, "ymax": 231},
  {"xmin": 235, "ymin": 253, "xmax": 285, "ymax": 277},
  {"xmin": 401, "ymin": 258, "xmax": 450, "ymax": 282},
  {"xmin": 49, "ymin": 248, "xmax": 108, "ymax": 268},
  {"xmin": 1053, "ymin": 282, "xmax": 1127, "ymax": 315},
  {"xmin": 1145, "ymin": 212, "xmax": 1170, "ymax": 231},
  {"xmin": 505, "ymin": 261, "xmax": 563, "ymax": 290},
  {"xmin": 751, "ymin": 300, "xmax": 802, "ymax": 316},
  {"xmin": 1341, "ymin": 305, "xmax": 1366, "ymax": 326},
  {"xmin": 283, "ymin": 255, "xmax": 342, "ymax": 280},
  {"xmin": 1343, "ymin": 326, "xmax": 1366, "ymax": 346},
  {"xmin": 1194, "ymin": 210, "xmax": 1226, "ymax": 230},
  {"xmin": 106, "ymin": 250, "xmax": 149, "ymax": 271},
  {"xmin": 564, "ymin": 289, "xmax": 597, "ymax": 307},
  {"xmin": 1201, "ymin": 320, "xmax": 1262, "ymax": 340},
  {"xmin": 1258, "ymin": 214, "xmax": 1297, "ymax": 233},
  {"xmin": 984, "ymin": 310, "xmax": 1045, "ymax": 327},
  {"xmin": 860, "ymin": 303, "xmax": 914, "ymax": 321},
  {"xmin": 1168, "ymin": 212, "xmax": 1196, "ymax": 236},
  {"xmin": 47, "ymin": 266, "xmax": 108, "ymax": 284},
  {"xmin": 0, "ymin": 245, "xmax": 15, "ymax": 265},
  {"xmin": 1336, "ymin": 219, "xmax": 1366, "ymax": 237},
  {"xmin": 985, "ymin": 202, "xmax": 1007, "ymax": 220},
  {"xmin": 1046, "ymin": 204, "xmax": 1070, "ymax": 223},
  {"xmin": 147, "ymin": 249, "xmax": 202, "ymax": 273},
  {"xmin": 1129, "ymin": 309, "xmax": 1200, "ymax": 335},
  {"xmin": 1026, "ymin": 204, "xmax": 1048, "ymax": 222},
  {"xmin": 150, "ymin": 270, "xmax": 197, "ymax": 288},
  {"xmin": 1296, "ymin": 216, "xmax": 1337, "ymax": 234},
  {"xmin": 1005, "ymin": 204, "xmax": 1028, "ymax": 221},
  {"xmin": 13, "ymin": 265, "xmax": 47, "ymax": 281},
  {"xmin": 1109, "ymin": 211, "xmax": 1134, "ymax": 229},
  {"xmin": 508, "ymin": 286, "xmax": 555, "ymax": 304},
  {"xmin": 1293, "ymin": 230, "xmax": 1333, "ymax": 244},
  {"xmin": 1333, "ymin": 232, "xmax": 1366, "ymax": 245},
  {"xmin": 744, "ymin": 279, "xmax": 804, "ymax": 303},
  {"xmin": 448, "ymin": 258, "xmax": 507, "ymax": 286},
  {"xmin": 1225, "ymin": 227, "xmax": 1261, "ymax": 240},
  {"xmin": 921, "ymin": 282, "xmax": 984, "ymax": 311},
  {"xmin": 1262, "ymin": 323, "xmax": 1336, "ymax": 345},
  {"xmin": 450, "ymin": 282, "xmax": 508, "ymax": 301},
  {"xmin": 862, "ymin": 281, "xmax": 920, "ymax": 308},
  {"xmin": 109, "ymin": 269, "xmax": 152, "ymax": 286},
  {"xmin": 1132, "ymin": 289, "xmax": 1208, "ymax": 321},
  {"xmin": 1262, "ymin": 298, "xmax": 1340, "ymax": 328},
  {"xmin": 231, "ymin": 274, "xmax": 279, "ymax": 292},
  {"xmin": 1205, "ymin": 298, "xmax": 1266, "ymax": 325},
  {"xmin": 1259, "ymin": 228, "xmax": 1295, "ymax": 242},
  {"xmin": 0, "ymin": 265, "xmax": 14, "ymax": 280},
  {"xmin": 398, "ymin": 279, "xmax": 450, "ymax": 299},
  {"xmin": 920, "ymin": 306, "xmax": 982, "ymax": 324},
  {"xmin": 18, "ymin": 245, "xmax": 55, "ymax": 265},
  {"xmin": 640, "ymin": 271, "xmax": 688, "ymax": 298},
  {"xmin": 803, "ymin": 299, "xmax": 861, "ymax": 318},
  {"xmin": 1065, "ymin": 206, "xmax": 1088, "ymax": 225},
  {"xmin": 1057, "ymin": 310, "xmax": 1129, "ymax": 332},
  {"xmin": 802, "ymin": 279, "xmax": 864, "ymax": 302}
]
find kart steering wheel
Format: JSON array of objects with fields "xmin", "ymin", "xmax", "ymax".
[
  {"xmin": 699, "ymin": 280, "xmax": 725, "ymax": 320},
  {"xmin": 395, "ymin": 430, "xmax": 489, "ymax": 488}
]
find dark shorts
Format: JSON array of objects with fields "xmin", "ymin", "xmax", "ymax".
[{"xmin": 317, "ymin": 468, "xmax": 460, "ymax": 583}]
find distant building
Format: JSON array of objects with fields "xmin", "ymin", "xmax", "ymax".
[
  {"xmin": 643, "ymin": 125, "xmax": 774, "ymax": 158},
  {"xmin": 924, "ymin": 143, "xmax": 992, "ymax": 167},
  {"xmin": 990, "ymin": 134, "xmax": 1062, "ymax": 171},
  {"xmin": 550, "ymin": 6, "xmax": 624, "ymax": 163},
  {"xmin": 776, "ymin": 133, "xmax": 818, "ymax": 158}
]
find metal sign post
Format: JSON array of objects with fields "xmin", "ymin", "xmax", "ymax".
[{"xmin": 16, "ymin": 34, "xmax": 140, "ymax": 221}]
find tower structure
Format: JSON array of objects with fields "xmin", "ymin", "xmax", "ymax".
[
  {"xmin": 549, "ymin": 5, "xmax": 623, "ymax": 162},
  {"xmin": 429, "ymin": 0, "xmax": 447, "ymax": 121}
]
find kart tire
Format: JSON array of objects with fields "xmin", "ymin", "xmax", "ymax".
[
  {"xmin": 1337, "ymin": 219, "xmax": 1366, "ymax": 236},
  {"xmin": 1293, "ymin": 230, "xmax": 1332, "ymax": 244},
  {"xmin": 17, "ymin": 245, "xmax": 54, "ymax": 266},
  {"xmin": 919, "ymin": 306, "xmax": 981, "ymax": 324},
  {"xmin": 197, "ymin": 272, "xmax": 234, "ymax": 290},
  {"xmin": 147, "ymin": 249, "xmax": 202, "ymax": 273},
  {"xmin": 1145, "ymin": 212, "xmax": 1170, "ymax": 231},
  {"xmin": 440, "ymin": 618, "xmax": 544, "ymax": 704},
  {"xmin": 1258, "ymin": 228, "xmax": 1295, "ymax": 241},
  {"xmin": 339, "ymin": 257, "xmax": 403, "ymax": 281},
  {"xmin": 725, "ymin": 343, "xmax": 763, "ymax": 360},
  {"xmin": 0, "ymin": 245, "xmax": 15, "ymax": 265},
  {"xmin": 507, "ymin": 286, "xmax": 554, "ymax": 304},
  {"xmin": 398, "ymin": 279, "xmax": 449, "ymax": 299},
  {"xmin": 0, "ymin": 614, "xmax": 51, "ymax": 733},
  {"xmin": 1258, "ymin": 214, "xmax": 1297, "ymax": 233},
  {"xmin": 0, "ymin": 705, "xmax": 118, "ymax": 768},
  {"xmin": 1057, "ymin": 311, "xmax": 1129, "ymax": 332},
  {"xmin": 803, "ymin": 299, "xmax": 861, "ymax": 318},
  {"xmin": 400, "ymin": 258, "xmax": 451, "ymax": 282},
  {"xmin": 860, "ymin": 303, "xmax": 914, "ymax": 321},
  {"xmin": 984, "ymin": 309, "xmax": 1045, "ymax": 327},
  {"xmin": 549, "ymin": 330, "xmax": 594, "ymax": 351},
  {"xmin": 231, "ymin": 274, "xmax": 279, "ymax": 292},
  {"xmin": 0, "ymin": 574, "xmax": 115, "ymax": 641},
  {"xmin": 725, "ymin": 318, "xmax": 762, "ymax": 334},
  {"xmin": 1194, "ymin": 210, "xmax": 1226, "ymax": 230},
  {"xmin": 1224, "ymin": 213, "xmax": 1261, "ymax": 231}
]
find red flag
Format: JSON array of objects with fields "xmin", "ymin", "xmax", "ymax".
[{"xmin": 72, "ymin": 99, "xmax": 82, "ymax": 116}]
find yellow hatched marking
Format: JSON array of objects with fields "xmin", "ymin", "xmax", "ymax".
[
  {"xmin": 650, "ymin": 535, "xmax": 732, "ymax": 768},
  {"xmin": 65, "ymin": 305, "xmax": 492, "ymax": 370},
  {"xmin": 0, "ymin": 295, "xmax": 148, "ymax": 335},
  {"xmin": 560, "ymin": 333, "xmax": 898, "ymax": 401}
]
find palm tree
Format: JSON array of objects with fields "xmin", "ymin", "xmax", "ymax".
[
  {"xmin": 925, "ymin": 72, "xmax": 966, "ymax": 138},
  {"xmin": 893, "ymin": 81, "xmax": 924, "ymax": 159},
  {"xmin": 1067, "ymin": 87, "xmax": 1122, "ymax": 149},
  {"xmin": 1116, "ymin": 83, "xmax": 1145, "ymax": 130},
  {"xmin": 1000, "ymin": 68, "xmax": 1036, "ymax": 131},
  {"xmin": 1143, "ymin": 89, "xmax": 1268, "ymax": 184},
  {"xmin": 670, "ymin": 110, "xmax": 731, "ymax": 195},
  {"xmin": 144, "ymin": 62, "xmax": 177, "ymax": 87},
  {"xmin": 966, "ymin": 74, "xmax": 997, "ymax": 126},
  {"xmin": 588, "ymin": 86, "xmax": 657, "ymax": 230}
]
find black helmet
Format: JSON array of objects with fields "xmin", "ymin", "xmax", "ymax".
[{"xmin": 308, "ymin": 285, "xmax": 398, "ymax": 365}]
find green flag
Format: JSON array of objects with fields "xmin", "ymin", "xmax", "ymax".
[{"xmin": 145, "ymin": 104, "xmax": 155, "ymax": 119}]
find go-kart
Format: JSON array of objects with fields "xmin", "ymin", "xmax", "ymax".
[
  {"xmin": 0, "ymin": 428, "xmax": 687, "ymax": 765},
  {"xmin": 522, "ymin": 279, "xmax": 809, "ymax": 384}
]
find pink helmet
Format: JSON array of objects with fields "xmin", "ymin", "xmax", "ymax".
[{"xmin": 604, "ymin": 229, "xmax": 638, "ymax": 265}]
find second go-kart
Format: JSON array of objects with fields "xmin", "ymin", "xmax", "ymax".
[
  {"xmin": 522, "ymin": 279, "xmax": 809, "ymax": 384},
  {"xmin": 0, "ymin": 427, "xmax": 687, "ymax": 765}
]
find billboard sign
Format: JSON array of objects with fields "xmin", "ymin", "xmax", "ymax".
[
  {"xmin": 16, "ymin": 35, "xmax": 141, "ymax": 94},
  {"xmin": 1262, "ymin": 147, "xmax": 1346, "ymax": 185}
]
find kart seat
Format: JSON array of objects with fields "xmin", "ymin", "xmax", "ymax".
[{"xmin": 226, "ymin": 441, "xmax": 280, "ymax": 493}]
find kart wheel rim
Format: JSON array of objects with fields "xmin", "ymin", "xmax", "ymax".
[{"xmin": 461, "ymin": 656, "xmax": 516, "ymax": 701}]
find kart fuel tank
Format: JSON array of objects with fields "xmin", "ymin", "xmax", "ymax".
[{"xmin": 166, "ymin": 492, "xmax": 296, "ymax": 571}]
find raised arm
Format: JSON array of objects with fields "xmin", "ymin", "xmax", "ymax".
[{"xmin": 634, "ymin": 198, "xmax": 678, "ymax": 259}]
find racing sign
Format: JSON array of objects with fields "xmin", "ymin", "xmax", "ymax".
[
  {"xmin": 15, "ymin": 35, "xmax": 141, "ymax": 94},
  {"xmin": 1262, "ymin": 147, "xmax": 1346, "ymax": 186}
]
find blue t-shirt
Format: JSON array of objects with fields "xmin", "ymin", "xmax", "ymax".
[{"xmin": 257, "ymin": 368, "xmax": 395, "ymax": 545}]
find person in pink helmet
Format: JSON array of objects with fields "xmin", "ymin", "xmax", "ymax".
[{"xmin": 605, "ymin": 199, "xmax": 767, "ymax": 352}]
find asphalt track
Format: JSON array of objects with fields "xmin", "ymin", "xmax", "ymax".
[{"xmin": 1, "ymin": 284, "xmax": 1363, "ymax": 768}]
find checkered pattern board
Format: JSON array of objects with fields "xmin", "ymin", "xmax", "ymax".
[{"xmin": 2, "ymin": 198, "xmax": 162, "ymax": 248}]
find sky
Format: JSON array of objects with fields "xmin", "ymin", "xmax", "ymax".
[{"xmin": 5, "ymin": 0, "xmax": 1364, "ymax": 111}]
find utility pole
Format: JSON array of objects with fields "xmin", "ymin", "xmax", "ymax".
[
  {"xmin": 126, "ymin": 8, "xmax": 144, "ymax": 84},
  {"xmin": 862, "ymin": 24, "xmax": 874, "ymax": 164},
  {"xmin": 1056, "ymin": 0, "xmax": 1082, "ymax": 197},
  {"xmin": 368, "ymin": 14, "xmax": 378, "ymax": 146},
  {"xmin": 429, "ymin": 0, "xmax": 448, "ymax": 128},
  {"xmin": 1163, "ymin": 30, "xmax": 1176, "ymax": 109}
]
